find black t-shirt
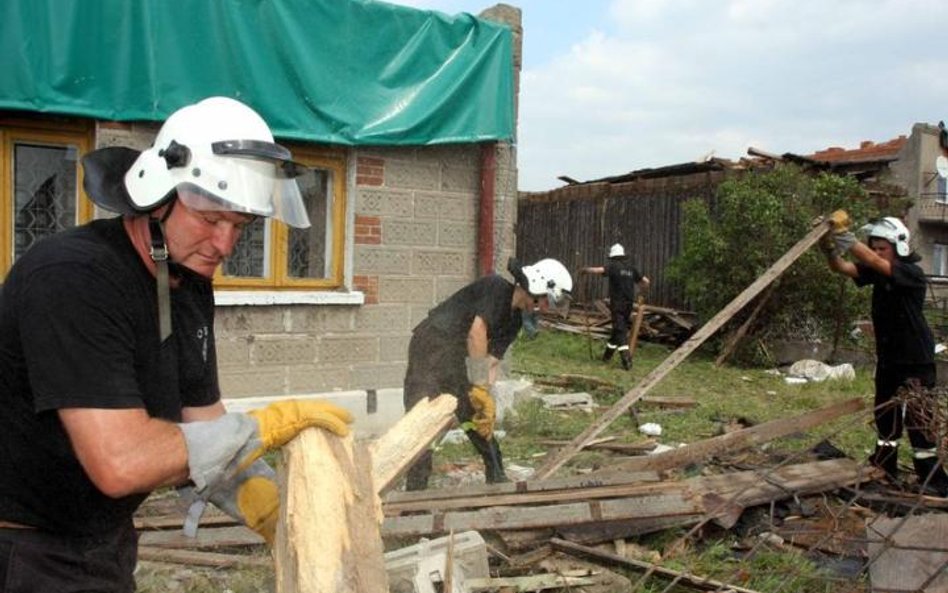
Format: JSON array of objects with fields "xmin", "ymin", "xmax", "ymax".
[
  {"xmin": 0, "ymin": 217, "xmax": 220, "ymax": 535},
  {"xmin": 605, "ymin": 260, "xmax": 644, "ymax": 308},
  {"xmin": 854, "ymin": 260, "xmax": 934, "ymax": 366},
  {"xmin": 405, "ymin": 275, "xmax": 521, "ymax": 396}
]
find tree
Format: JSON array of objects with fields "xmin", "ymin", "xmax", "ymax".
[{"xmin": 667, "ymin": 165, "xmax": 885, "ymax": 365}]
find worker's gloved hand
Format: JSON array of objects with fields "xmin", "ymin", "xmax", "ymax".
[
  {"xmin": 818, "ymin": 234, "xmax": 838, "ymax": 259},
  {"xmin": 835, "ymin": 231, "xmax": 857, "ymax": 254},
  {"xmin": 207, "ymin": 459, "xmax": 280, "ymax": 546},
  {"xmin": 828, "ymin": 209, "xmax": 852, "ymax": 234},
  {"xmin": 468, "ymin": 385, "xmax": 497, "ymax": 440},
  {"xmin": 179, "ymin": 399, "xmax": 353, "ymax": 495}
]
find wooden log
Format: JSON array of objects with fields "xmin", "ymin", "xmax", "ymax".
[
  {"xmin": 274, "ymin": 429, "xmax": 387, "ymax": 593},
  {"xmin": 369, "ymin": 393, "xmax": 457, "ymax": 495},
  {"xmin": 593, "ymin": 398, "xmax": 865, "ymax": 474},
  {"xmin": 533, "ymin": 221, "xmax": 833, "ymax": 480}
]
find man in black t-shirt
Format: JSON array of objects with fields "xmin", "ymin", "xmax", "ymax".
[
  {"xmin": 0, "ymin": 97, "xmax": 353, "ymax": 592},
  {"xmin": 403, "ymin": 258, "xmax": 572, "ymax": 490},
  {"xmin": 822, "ymin": 211, "xmax": 948, "ymax": 496},
  {"xmin": 581, "ymin": 243, "xmax": 650, "ymax": 370}
]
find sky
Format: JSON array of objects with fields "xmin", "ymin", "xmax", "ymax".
[{"xmin": 386, "ymin": 0, "xmax": 948, "ymax": 191}]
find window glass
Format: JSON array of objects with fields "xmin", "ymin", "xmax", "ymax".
[
  {"xmin": 288, "ymin": 168, "xmax": 333, "ymax": 279},
  {"xmin": 14, "ymin": 143, "xmax": 79, "ymax": 259},
  {"xmin": 934, "ymin": 243, "xmax": 948, "ymax": 277}
]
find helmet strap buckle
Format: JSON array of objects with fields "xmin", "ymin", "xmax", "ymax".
[{"xmin": 148, "ymin": 218, "xmax": 173, "ymax": 341}]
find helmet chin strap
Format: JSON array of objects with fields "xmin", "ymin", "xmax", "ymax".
[{"xmin": 148, "ymin": 200, "xmax": 177, "ymax": 341}]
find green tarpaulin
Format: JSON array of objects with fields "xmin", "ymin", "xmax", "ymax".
[{"xmin": 0, "ymin": 0, "xmax": 514, "ymax": 145}]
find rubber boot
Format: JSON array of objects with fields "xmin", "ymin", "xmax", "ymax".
[
  {"xmin": 468, "ymin": 430, "xmax": 509, "ymax": 483},
  {"xmin": 620, "ymin": 350, "xmax": 632, "ymax": 371},
  {"xmin": 869, "ymin": 443, "xmax": 899, "ymax": 482},
  {"xmin": 913, "ymin": 456, "xmax": 948, "ymax": 497},
  {"xmin": 602, "ymin": 345, "xmax": 616, "ymax": 362}
]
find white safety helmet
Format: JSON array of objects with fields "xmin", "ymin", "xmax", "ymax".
[
  {"xmin": 521, "ymin": 258, "xmax": 573, "ymax": 308},
  {"xmin": 124, "ymin": 97, "xmax": 310, "ymax": 228},
  {"xmin": 864, "ymin": 216, "xmax": 911, "ymax": 257},
  {"xmin": 608, "ymin": 243, "xmax": 626, "ymax": 258}
]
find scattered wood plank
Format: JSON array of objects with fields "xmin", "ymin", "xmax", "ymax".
[
  {"xmin": 593, "ymin": 398, "xmax": 865, "ymax": 475},
  {"xmin": 382, "ymin": 459, "xmax": 870, "ymax": 539},
  {"xmin": 551, "ymin": 538, "xmax": 763, "ymax": 593},
  {"xmin": 467, "ymin": 574, "xmax": 597, "ymax": 591},
  {"xmin": 137, "ymin": 545, "xmax": 271, "ymax": 568},
  {"xmin": 139, "ymin": 525, "xmax": 263, "ymax": 549},
  {"xmin": 866, "ymin": 514, "xmax": 948, "ymax": 593},
  {"xmin": 539, "ymin": 438, "xmax": 657, "ymax": 455},
  {"xmin": 628, "ymin": 295, "xmax": 647, "ymax": 356},
  {"xmin": 369, "ymin": 393, "xmax": 457, "ymax": 495},
  {"xmin": 383, "ymin": 469, "xmax": 662, "ymax": 507},
  {"xmin": 274, "ymin": 429, "xmax": 387, "ymax": 593},
  {"xmin": 533, "ymin": 221, "xmax": 833, "ymax": 480}
]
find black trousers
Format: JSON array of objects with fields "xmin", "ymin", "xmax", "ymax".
[
  {"xmin": 608, "ymin": 302, "xmax": 633, "ymax": 347},
  {"xmin": 0, "ymin": 520, "xmax": 138, "ymax": 593},
  {"xmin": 874, "ymin": 363, "xmax": 938, "ymax": 450}
]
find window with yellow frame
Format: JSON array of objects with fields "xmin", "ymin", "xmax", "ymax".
[
  {"xmin": 214, "ymin": 147, "xmax": 348, "ymax": 290},
  {"xmin": 0, "ymin": 119, "xmax": 94, "ymax": 278}
]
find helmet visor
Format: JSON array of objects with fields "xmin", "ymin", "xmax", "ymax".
[
  {"xmin": 546, "ymin": 288, "xmax": 572, "ymax": 318},
  {"xmin": 181, "ymin": 141, "xmax": 311, "ymax": 228}
]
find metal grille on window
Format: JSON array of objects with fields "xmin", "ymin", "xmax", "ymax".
[
  {"xmin": 14, "ymin": 143, "xmax": 79, "ymax": 260},
  {"xmin": 223, "ymin": 218, "xmax": 267, "ymax": 277}
]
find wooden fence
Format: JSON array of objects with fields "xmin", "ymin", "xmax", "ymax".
[{"xmin": 516, "ymin": 170, "xmax": 733, "ymax": 309}]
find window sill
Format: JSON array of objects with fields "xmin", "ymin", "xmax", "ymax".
[{"xmin": 214, "ymin": 290, "xmax": 365, "ymax": 306}]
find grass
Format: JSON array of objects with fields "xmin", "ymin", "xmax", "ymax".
[
  {"xmin": 428, "ymin": 330, "xmax": 882, "ymax": 593},
  {"xmin": 432, "ymin": 331, "xmax": 879, "ymax": 474}
]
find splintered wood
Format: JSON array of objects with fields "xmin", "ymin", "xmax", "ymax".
[{"xmin": 274, "ymin": 429, "xmax": 386, "ymax": 593}]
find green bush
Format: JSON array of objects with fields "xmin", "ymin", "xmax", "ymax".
[{"xmin": 667, "ymin": 165, "xmax": 887, "ymax": 364}]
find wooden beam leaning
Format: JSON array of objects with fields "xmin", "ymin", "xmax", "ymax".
[
  {"xmin": 369, "ymin": 393, "xmax": 457, "ymax": 495},
  {"xmin": 274, "ymin": 429, "xmax": 387, "ymax": 593},
  {"xmin": 533, "ymin": 221, "xmax": 832, "ymax": 479},
  {"xmin": 592, "ymin": 398, "xmax": 865, "ymax": 475}
]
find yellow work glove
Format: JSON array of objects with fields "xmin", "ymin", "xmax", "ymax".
[
  {"xmin": 468, "ymin": 385, "xmax": 496, "ymax": 440},
  {"xmin": 828, "ymin": 209, "xmax": 851, "ymax": 234},
  {"xmin": 207, "ymin": 459, "xmax": 280, "ymax": 545},
  {"xmin": 244, "ymin": 400, "xmax": 353, "ymax": 467},
  {"xmin": 179, "ymin": 399, "xmax": 354, "ymax": 495}
]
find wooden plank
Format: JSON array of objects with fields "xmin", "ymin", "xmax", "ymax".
[
  {"xmin": 637, "ymin": 395, "xmax": 697, "ymax": 408},
  {"xmin": 385, "ymin": 459, "xmax": 872, "ymax": 544},
  {"xmin": 551, "ymin": 538, "xmax": 763, "ymax": 593},
  {"xmin": 385, "ymin": 479, "xmax": 699, "ymax": 516},
  {"xmin": 533, "ymin": 221, "xmax": 832, "ymax": 480},
  {"xmin": 135, "ymin": 513, "xmax": 235, "ymax": 531},
  {"xmin": 368, "ymin": 393, "xmax": 457, "ymax": 495},
  {"xmin": 383, "ymin": 469, "xmax": 661, "ymax": 506},
  {"xmin": 139, "ymin": 525, "xmax": 263, "ymax": 549},
  {"xmin": 137, "ymin": 545, "xmax": 271, "ymax": 568},
  {"xmin": 382, "ymin": 485, "xmax": 706, "ymax": 537},
  {"xmin": 467, "ymin": 574, "xmax": 597, "ymax": 590},
  {"xmin": 593, "ymin": 398, "xmax": 865, "ymax": 474},
  {"xmin": 715, "ymin": 283, "xmax": 776, "ymax": 366},
  {"xmin": 274, "ymin": 429, "xmax": 387, "ymax": 593},
  {"xmin": 628, "ymin": 295, "xmax": 647, "ymax": 356}
]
